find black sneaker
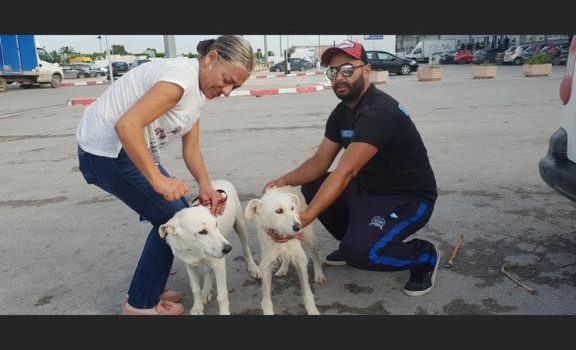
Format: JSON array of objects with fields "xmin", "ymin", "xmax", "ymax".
[
  {"xmin": 324, "ymin": 249, "xmax": 347, "ymax": 266},
  {"xmin": 403, "ymin": 245, "xmax": 440, "ymax": 297}
]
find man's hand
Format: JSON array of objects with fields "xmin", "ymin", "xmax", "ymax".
[
  {"xmin": 262, "ymin": 178, "xmax": 288, "ymax": 193},
  {"xmin": 299, "ymin": 210, "xmax": 314, "ymax": 229},
  {"xmin": 152, "ymin": 176, "xmax": 189, "ymax": 202}
]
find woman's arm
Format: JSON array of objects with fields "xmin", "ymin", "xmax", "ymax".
[
  {"xmin": 114, "ymin": 81, "xmax": 189, "ymax": 202},
  {"xmin": 182, "ymin": 120, "xmax": 225, "ymax": 215}
]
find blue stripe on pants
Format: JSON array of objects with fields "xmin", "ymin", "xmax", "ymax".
[{"xmin": 368, "ymin": 202, "xmax": 436, "ymax": 268}]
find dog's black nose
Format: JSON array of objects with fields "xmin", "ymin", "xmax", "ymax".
[
  {"xmin": 292, "ymin": 223, "xmax": 301, "ymax": 232},
  {"xmin": 222, "ymin": 244, "xmax": 232, "ymax": 255}
]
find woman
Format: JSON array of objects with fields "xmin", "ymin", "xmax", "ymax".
[{"xmin": 76, "ymin": 35, "xmax": 254, "ymax": 315}]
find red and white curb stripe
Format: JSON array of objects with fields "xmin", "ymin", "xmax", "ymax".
[
  {"xmin": 61, "ymin": 80, "xmax": 108, "ymax": 87},
  {"xmin": 250, "ymin": 71, "xmax": 324, "ymax": 79},
  {"xmin": 68, "ymin": 83, "xmax": 330, "ymax": 106},
  {"xmin": 229, "ymin": 84, "xmax": 328, "ymax": 97}
]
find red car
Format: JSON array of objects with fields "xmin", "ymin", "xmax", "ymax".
[{"xmin": 454, "ymin": 50, "xmax": 473, "ymax": 64}]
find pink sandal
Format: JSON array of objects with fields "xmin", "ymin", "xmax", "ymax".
[
  {"xmin": 159, "ymin": 289, "xmax": 183, "ymax": 303},
  {"xmin": 121, "ymin": 299, "xmax": 184, "ymax": 316}
]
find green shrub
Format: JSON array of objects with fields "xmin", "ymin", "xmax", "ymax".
[{"xmin": 525, "ymin": 52, "xmax": 551, "ymax": 65}]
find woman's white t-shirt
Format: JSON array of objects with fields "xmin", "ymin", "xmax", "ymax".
[{"xmin": 76, "ymin": 58, "xmax": 206, "ymax": 161}]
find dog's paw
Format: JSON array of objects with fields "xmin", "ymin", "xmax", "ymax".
[
  {"xmin": 190, "ymin": 307, "xmax": 204, "ymax": 315},
  {"xmin": 307, "ymin": 307, "xmax": 321, "ymax": 315},
  {"xmin": 314, "ymin": 274, "xmax": 327, "ymax": 284},
  {"xmin": 248, "ymin": 264, "xmax": 262, "ymax": 279},
  {"xmin": 202, "ymin": 289, "xmax": 213, "ymax": 304}
]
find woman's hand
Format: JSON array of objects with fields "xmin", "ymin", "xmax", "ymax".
[
  {"xmin": 152, "ymin": 176, "xmax": 189, "ymax": 202},
  {"xmin": 199, "ymin": 185, "xmax": 226, "ymax": 216}
]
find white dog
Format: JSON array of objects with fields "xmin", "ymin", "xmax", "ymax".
[
  {"xmin": 159, "ymin": 179, "xmax": 261, "ymax": 315},
  {"xmin": 245, "ymin": 186, "xmax": 326, "ymax": 315}
]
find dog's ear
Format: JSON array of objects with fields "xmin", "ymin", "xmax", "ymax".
[
  {"xmin": 287, "ymin": 193, "xmax": 300, "ymax": 209},
  {"xmin": 159, "ymin": 217, "xmax": 180, "ymax": 239},
  {"xmin": 244, "ymin": 199, "xmax": 262, "ymax": 220}
]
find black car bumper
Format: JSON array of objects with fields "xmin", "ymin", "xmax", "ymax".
[{"xmin": 539, "ymin": 128, "xmax": 576, "ymax": 201}]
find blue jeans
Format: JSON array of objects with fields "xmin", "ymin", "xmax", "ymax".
[{"xmin": 77, "ymin": 146, "xmax": 189, "ymax": 308}]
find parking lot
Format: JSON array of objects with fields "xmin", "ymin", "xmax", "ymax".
[{"xmin": 0, "ymin": 64, "xmax": 574, "ymax": 315}]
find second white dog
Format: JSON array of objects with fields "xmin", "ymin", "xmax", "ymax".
[
  {"xmin": 245, "ymin": 186, "xmax": 326, "ymax": 315},
  {"xmin": 159, "ymin": 179, "xmax": 261, "ymax": 315}
]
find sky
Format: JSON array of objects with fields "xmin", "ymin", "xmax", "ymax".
[{"xmin": 35, "ymin": 35, "xmax": 350, "ymax": 59}]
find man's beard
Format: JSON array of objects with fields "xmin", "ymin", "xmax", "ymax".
[{"xmin": 332, "ymin": 75, "xmax": 365, "ymax": 103}]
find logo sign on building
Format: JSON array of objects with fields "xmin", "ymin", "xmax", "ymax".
[{"xmin": 364, "ymin": 35, "xmax": 384, "ymax": 40}]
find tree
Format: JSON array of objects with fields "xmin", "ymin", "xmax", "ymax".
[
  {"xmin": 111, "ymin": 44, "xmax": 128, "ymax": 55},
  {"xmin": 49, "ymin": 50, "xmax": 62, "ymax": 64},
  {"xmin": 58, "ymin": 46, "xmax": 78, "ymax": 63}
]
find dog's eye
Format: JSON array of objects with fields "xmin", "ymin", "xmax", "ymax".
[
  {"xmin": 198, "ymin": 229, "xmax": 208, "ymax": 235},
  {"xmin": 291, "ymin": 206, "xmax": 294, "ymax": 211},
  {"xmin": 275, "ymin": 208, "xmax": 283, "ymax": 214}
]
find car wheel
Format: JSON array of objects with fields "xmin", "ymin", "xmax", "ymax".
[
  {"xmin": 275, "ymin": 67, "xmax": 281, "ymax": 72},
  {"xmin": 78, "ymin": 73, "xmax": 89, "ymax": 79},
  {"xmin": 513, "ymin": 57, "xmax": 523, "ymax": 66},
  {"xmin": 399, "ymin": 64, "xmax": 411, "ymax": 75},
  {"xmin": 50, "ymin": 74, "xmax": 62, "ymax": 88},
  {"xmin": 300, "ymin": 66, "xmax": 306, "ymax": 71}
]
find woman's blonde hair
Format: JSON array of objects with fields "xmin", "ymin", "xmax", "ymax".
[{"xmin": 197, "ymin": 35, "xmax": 254, "ymax": 72}]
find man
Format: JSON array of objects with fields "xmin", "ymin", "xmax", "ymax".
[{"xmin": 264, "ymin": 40, "xmax": 439, "ymax": 296}]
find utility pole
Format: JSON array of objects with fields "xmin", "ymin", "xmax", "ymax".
[
  {"xmin": 286, "ymin": 35, "xmax": 290, "ymax": 72},
  {"xmin": 163, "ymin": 35, "xmax": 177, "ymax": 58},
  {"xmin": 105, "ymin": 35, "xmax": 113, "ymax": 83},
  {"xmin": 279, "ymin": 35, "xmax": 282, "ymax": 62},
  {"xmin": 264, "ymin": 35, "xmax": 268, "ymax": 65},
  {"xmin": 317, "ymin": 34, "xmax": 321, "ymax": 69}
]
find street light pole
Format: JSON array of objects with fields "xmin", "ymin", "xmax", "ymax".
[{"xmin": 97, "ymin": 35, "xmax": 102, "ymax": 57}]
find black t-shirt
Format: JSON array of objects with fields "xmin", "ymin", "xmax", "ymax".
[{"xmin": 325, "ymin": 85, "xmax": 437, "ymax": 203}]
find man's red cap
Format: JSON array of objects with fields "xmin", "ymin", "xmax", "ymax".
[{"xmin": 321, "ymin": 40, "xmax": 368, "ymax": 65}]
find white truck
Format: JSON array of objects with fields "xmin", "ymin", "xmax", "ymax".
[
  {"xmin": 0, "ymin": 35, "xmax": 63, "ymax": 92},
  {"xmin": 406, "ymin": 39, "xmax": 457, "ymax": 63}
]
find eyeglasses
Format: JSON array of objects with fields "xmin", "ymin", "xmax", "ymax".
[{"xmin": 325, "ymin": 63, "xmax": 365, "ymax": 80}]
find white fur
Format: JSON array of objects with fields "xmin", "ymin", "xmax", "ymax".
[
  {"xmin": 245, "ymin": 186, "xmax": 326, "ymax": 315},
  {"xmin": 159, "ymin": 179, "xmax": 261, "ymax": 315}
]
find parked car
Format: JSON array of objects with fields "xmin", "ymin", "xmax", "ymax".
[
  {"xmin": 72, "ymin": 63, "xmax": 105, "ymax": 77},
  {"xmin": 518, "ymin": 44, "xmax": 547, "ymax": 64},
  {"xmin": 60, "ymin": 64, "xmax": 92, "ymax": 79},
  {"xmin": 453, "ymin": 50, "xmax": 474, "ymax": 64},
  {"xmin": 365, "ymin": 50, "xmax": 418, "ymax": 75},
  {"xmin": 87, "ymin": 62, "xmax": 108, "ymax": 76},
  {"xmin": 539, "ymin": 36, "xmax": 576, "ymax": 201},
  {"xmin": 131, "ymin": 59, "xmax": 151, "ymax": 69},
  {"xmin": 269, "ymin": 58, "xmax": 314, "ymax": 72},
  {"xmin": 503, "ymin": 45, "xmax": 530, "ymax": 65},
  {"xmin": 472, "ymin": 47, "xmax": 502, "ymax": 64},
  {"xmin": 107, "ymin": 61, "xmax": 130, "ymax": 79},
  {"xmin": 439, "ymin": 50, "xmax": 457, "ymax": 64}
]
